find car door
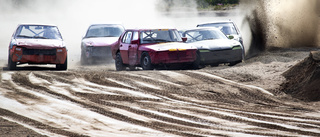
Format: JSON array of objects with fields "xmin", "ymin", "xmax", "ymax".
[
  {"xmin": 128, "ymin": 31, "xmax": 139, "ymax": 66},
  {"xmin": 119, "ymin": 31, "xmax": 132, "ymax": 64}
]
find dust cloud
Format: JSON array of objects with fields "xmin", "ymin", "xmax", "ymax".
[
  {"xmin": 241, "ymin": 0, "xmax": 320, "ymax": 57},
  {"xmin": 159, "ymin": 0, "xmax": 320, "ymax": 58},
  {"xmin": 0, "ymin": 0, "xmax": 165, "ymax": 67}
]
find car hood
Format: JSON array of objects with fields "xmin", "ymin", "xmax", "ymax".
[
  {"xmin": 15, "ymin": 39, "xmax": 65, "ymax": 49},
  {"xmin": 82, "ymin": 37, "xmax": 119, "ymax": 47},
  {"xmin": 144, "ymin": 42, "xmax": 197, "ymax": 51},
  {"xmin": 188, "ymin": 39, "xmax": 241, "ymax": 50}
]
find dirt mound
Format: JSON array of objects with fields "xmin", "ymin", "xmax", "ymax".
[{"xmin": 281, "ymin": 51, "xmax": 320, "ymax": 101}]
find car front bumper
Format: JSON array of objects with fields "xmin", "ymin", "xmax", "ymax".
[
  {"xmin": 10, "ymin": 47, "xmax": 67, "ymax": 64},
  {"xmin": 199, "ymin": 49, "xmax": 243, "ymax": 64},
  {"xmin": 150, "ymin": 49, "xmax": 197, "ymax": 64},
  {"xmin": 84, "ymin": 46, "xmax": 112, "ymax": 59}
]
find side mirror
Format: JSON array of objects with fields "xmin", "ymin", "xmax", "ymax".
[
  {"xmin": 228, "ymin": 35, "xmax": 234, "ymax": 39},
  {"xmin": 182, "ymin": 37, "xmax": 187, "ymax": 42},
  {"xmin": 131, "ymin": 39, "xmax": 139, "ymax": 44}
]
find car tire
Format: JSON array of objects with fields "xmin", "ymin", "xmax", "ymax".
[
  {"xmin": 129, "ymin": 66, "xmax": 136, "ymax": 71},
  {"xmin": 210, "ymin": 63, "xmax": 219, "ymax": 67},
  {"xmin": 193, "ymin": 52, "xmax": 201, "ymax": 69},
  {"xmin": 141, "ymin": 52, "xmax": 153, "ymax": 70},
  {"xmin": 229, "ymin": 60, "xmax": 241, "ymax": 66},
  {"xmin": 115, "ymin": 52, "xmax": 125, "ymax": 71},
  {"xmin": 80, "ymin": 51, "xmax": 88, "ymax": 65},
  {"xmin": 8, "ymin": 55, "xmax": 16, "ymax": 70},
  {"xmin": 56, "ymin": 56, "xmax": 68, "ymax": 70}
]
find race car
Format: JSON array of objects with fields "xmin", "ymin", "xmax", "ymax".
[
  {"xmin": 8, "ymin": 24, "xmax": 67, "ymax": 70},
  {"xmin": 182, "ymin": 27, "xmax": 244, "ymax": 67},
  {"xmin": 81, "ymin": 24, "xmax": 125, "ymax": 65},
  {"xmin": 197, "ymin": 20, "xmax": 243, "ymax": 45},
  {"xmin": 111, "ymin": 29, "xmax": 197, "ymax": 70}
]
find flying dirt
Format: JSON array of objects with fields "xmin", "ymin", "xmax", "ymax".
[{"xmin": 1, "ymin": 0, "xmax": 320, "ymax": 137}]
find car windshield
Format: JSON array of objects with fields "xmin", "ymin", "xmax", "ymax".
[
  {"xmin": 15, "ymin": 25, "xmax": 62, "ymax": 40},
  {"xmin": 85, "ymin": 25, "xmax": 125, "ymax": 38},
  {"xmin": 183, "ymin": 29, "xmax": 228, "ymax": 43},
  {"xmin": 198, "ymin": 22, "xmax": 238, "ymax": 35},
  {"xmin": 140, "ymin": 29, "xmax": 182, "ymax": 44}
]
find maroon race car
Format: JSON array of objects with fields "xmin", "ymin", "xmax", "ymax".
[
  {"xmin": 111, "ymin": 29, "xmax": 197, "ymax": 70},
  {"xmin": 8, "ymin": 24, "xmax": 67, "ymax": 70}
]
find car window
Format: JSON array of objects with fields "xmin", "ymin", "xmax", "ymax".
[
  {"xmin": 121, "ymin": 32, "xmax": 127, "ymax": 43},
  {"xmin": 198, "ymin": 22, "xmax": 238, "ymax": 35},
  {"xmin": 132, "ymin": 31, "xmax": 138, "ymax": 41},
  {"xmin": 15, "ymin": 25, "xmax": 62, "ymax": 40},
  {"xmin": 121, "ymin": 31, "xmax": 133, "ymax": 44},
  {"xmin": 172, "ymin": 30, "xmax": 181, "ymax": 41},
  {"xmin": 184, "ymin": 31, "xmax": 203, "ymax": 42},
  {"xmin": 183, "ymin": 29, "xmax": 228, "ymax": 43},
  {"xmin": 125, "ymin": 32, "xmax": 132, "ymax": 43},
  {"xmin": 140, "ymin": 29, "xmax": 182, "ymax": 44},
  {"xmin": 85, "ymin": 25, "xmax": 125, "ymax": 38}
]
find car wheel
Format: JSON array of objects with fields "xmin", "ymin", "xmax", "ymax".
[
  {"xmin": 141, "ymin": 52, "xmax": 153, "ymax": 70},
  {"xmin": 80, "ymin": 51, "xmax": 88, "ymax": 65},
  {"xmin": 210, "ymin": 63, "xmax": 219, "ymax": 67},
  {"xmin": 115, "ymin": 52, "xmax": 125, "ymax": 71},
  {"xmin": 8, "ymin": 55, "xmax": 16, "ymax": 70},
  {"xmin": 56, "ymin": 56, "xmax": 68, "ymax": 70},
  {"xmin": 193, "ymin": 52, "xmax": 201, "ymax": 69},
  {"xmin": 129, "ymin": 66, "xmax": 136, "ymax": 71},
  {"xmin": 229, "ymin": 60, "xmax": 241, "ymax": 66}
]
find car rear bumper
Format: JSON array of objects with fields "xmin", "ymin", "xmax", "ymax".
[
  {"xmin": 150, "ymin": 49, "xmax": 197, "ymax": 64},
  {"xmin": 10, "ymin": 47, "xmax": 67, "ymax": 64},
  {"xmin": 199, "ymin": 49, "xmax": 243, "ymax": 64}
]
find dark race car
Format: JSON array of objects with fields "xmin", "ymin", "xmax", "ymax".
[
  {"xmin": 8, "ymin": 24, "xmax": 67, "ymax": 70},
  {"xmin": 81, "ymin": 24, "xmax": 125, "ymax": 65},
  {"xmin": 111, "ymin": 29, "xmax": 197, "ymax": 70},
  {"xmin": 182, "ymin": 27, "xmax": 244, "ymax": 67}
]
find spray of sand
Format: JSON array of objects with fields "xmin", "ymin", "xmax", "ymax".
[{"xmin": 241, "ymin": 0, "xmax": 320, "ymax": 57}]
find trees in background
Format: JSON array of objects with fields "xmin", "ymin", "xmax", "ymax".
[
  {"xmin": 196, "ymin": 0, "xmax": 239, "ymax": 8},
  {"xmin": 199, "ymin": 0, "xmax": 239, "ymax": 5},
  {"xmin": 157, "ymin": 0, "xmax": 239, "ymax": 10}
]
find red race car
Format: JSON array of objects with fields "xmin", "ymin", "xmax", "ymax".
[
  {"xmin": 111, "ymin": 29, "xmax": 197, "ymax": 70},
  {"xmin": 8, "ymin": 24, "xmax": 67, "ymax": 70}
]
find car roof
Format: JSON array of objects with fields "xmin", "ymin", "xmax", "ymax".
[
  {"xmin": 18, "ymin": 23, "xmax": 58, "ymax": 27},
  {"xmin": 125, "ymin": 28, "xmax": 177, "ymax": 31},
  {"xmin": 197, "ymin": 20, "xmax": 235, "ymax": 26},
  {"xmin": 89, "ymin": 23, "xmax": 124, "ymax": 26},
  {"xmin": 185, "ymin": 27, "xmax": 221, "ymax": 31}
]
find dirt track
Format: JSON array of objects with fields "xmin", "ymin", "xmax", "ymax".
[{"xmin": 1, "ymin": 47, "xmax": 320, "ymax": 137}]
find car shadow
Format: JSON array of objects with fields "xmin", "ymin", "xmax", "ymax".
[
  {"xmin": 2, "ymin": 65, "xmax": 63, "ymax": 71},
  {"xmin": 80, "ymin": 60, "xmax": 115, "ymax": 66}
]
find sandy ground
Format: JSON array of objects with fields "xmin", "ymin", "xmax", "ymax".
[{"xmin": 1, "ymin": 47, "xmax": 320, "ymax": 137}]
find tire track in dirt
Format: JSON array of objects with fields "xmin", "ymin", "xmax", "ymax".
[
  {"xmin": 1, "ymin": 69, "xmax": 320, "ymax": 136},
  {"xmin": 3, "ymin": 71, "xmax": 218, "ymax": 136}
]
